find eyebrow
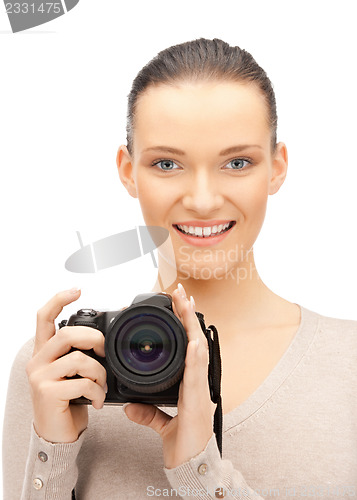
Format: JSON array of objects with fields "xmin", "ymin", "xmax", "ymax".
[{"xmin": 141, "ymin": 145, "xmax": 263, "ymax": 156}]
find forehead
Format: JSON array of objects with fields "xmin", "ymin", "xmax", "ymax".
[{"xmin": 133, "ymin": 81, "xmax": 271, "ymax": 153}]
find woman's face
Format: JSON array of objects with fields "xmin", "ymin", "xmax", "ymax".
[{"xmin": 118, "ymin": 80, "xmax": 287, "ymax": 279}]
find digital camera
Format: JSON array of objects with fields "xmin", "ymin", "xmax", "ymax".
[{"xmin": 59, "ymin": 292, "xmax": 213, "ymax": 406}]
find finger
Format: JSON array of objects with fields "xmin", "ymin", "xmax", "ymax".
[
  {"xmin": 172, "ymin": 284, "xmax": 191, "ymax": 322},
  {"xmin": 31, "ymin": 326, "xmax": 105, "ymax": 368},
  {"xmin": 124, "ymin": 403, "xmax": 172, "ymax": 436},
  {"xmin": 55, "ymin": 378, "xmax": 106, "ymax": 409},
  {"xmin": 35, "ymin": 288, "xmax": 81, "ymax": 354},
  {"xmin": 172, "ymin": 289, "xmax": 205, "ymax": 345},
  {"xmin": 171, "ymin": 297, "xmax": 181, "ymax": 321},
  {"xmin": 45, "ymin": 350, "xmax": 107, "ymax": 389},
  {"xmin": 183, "ymin": 339, "xmax": 208, "ymax": 388},
  {"xmin": 179, "ymin": 340, "xmax": 215, "ymax": 414}
]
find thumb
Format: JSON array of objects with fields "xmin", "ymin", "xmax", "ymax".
[{"xmin": 124, "ymin": 403, "xmax": 172, "ymax": 436}]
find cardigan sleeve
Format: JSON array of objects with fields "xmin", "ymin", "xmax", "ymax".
[
  {"xmin": 164, "ymin": 433, "xmax": 263, "ymax": 499},
  {"xmin": 2, "ymin": 338, "xmax": 85, "ymax": 500},
  {"xmin": 20, "ymin": 423, "xmax": 86, "ymax": 500}
]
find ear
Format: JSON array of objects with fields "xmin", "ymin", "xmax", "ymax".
[
  {"xmin": 116, "ymin": 145, "xmax": 138, "ymax": 198},
  {"xmin": 268, "ymin": 142, "xmax": 288, "ymax": 195}
]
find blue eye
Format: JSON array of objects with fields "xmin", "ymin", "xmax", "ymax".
[
  {"xmin": 152, "ymin": 159, "xmax": 180, "ymax": 171},
  {"xmin": 225, "ymin": 158, "xmax": 250, "ymax": 170}
]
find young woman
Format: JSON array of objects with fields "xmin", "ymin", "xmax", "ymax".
[{"xmin": 3, "ymin": 38, "xmax": 357, "ymax": 499}]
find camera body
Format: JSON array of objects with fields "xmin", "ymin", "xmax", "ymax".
[{"xmin": 59, "ymin": 292, "xmax": 210, "ymax": 406}]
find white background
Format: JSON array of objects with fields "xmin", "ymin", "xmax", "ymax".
[{"xmin": 1, "ymin": 0, "xmax": 356, "ymax": 490}]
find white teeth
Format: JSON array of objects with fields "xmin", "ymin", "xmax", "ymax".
[{"xmin": 176, "ymin": 222, "xmax": 234, "ymax": 237}]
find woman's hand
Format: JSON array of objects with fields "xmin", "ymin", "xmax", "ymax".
[
  {"xmin": 123, "ymin": 284, "xmax": 216, "ymax": 469},
  {"xmin": 26, "ymin": 288, "xmax": 107, "ymax": 444}
]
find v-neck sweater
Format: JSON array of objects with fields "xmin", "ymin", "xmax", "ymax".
[{"xmin": 3, "ymin": 304, "xmax": 357, "ymax": 499}]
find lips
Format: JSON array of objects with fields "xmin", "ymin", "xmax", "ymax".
[
  {"xmin": 173, "ymin": 221, "xmax": 236, "ymax": 238},
  {"xmin": 172, "ymin": 220, "xmax": 236, "ymax": 247}
]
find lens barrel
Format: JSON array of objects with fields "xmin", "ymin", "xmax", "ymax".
[{"xmin": 105, "ymin": 305, "xmax": 187, "ymax": 393}]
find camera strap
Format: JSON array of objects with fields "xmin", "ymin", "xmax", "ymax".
[{"xmin": 204, "ymin": 324, "xmax": 223, "ymax": 458}]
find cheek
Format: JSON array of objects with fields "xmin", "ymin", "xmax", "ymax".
[
  {"xmin": 135, "ymin": 173, "xmax": 174, "ymax": 224},
  {"xmin": 137, "ymin": 190, "xmax": 158, "ymax": 224},
  {"xmin": 233, "ymin": 173, "xmax": 269, "ymax": 224}
]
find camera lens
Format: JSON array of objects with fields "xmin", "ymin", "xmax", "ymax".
[
  {"xmin": 117, "ymin": 314, "xmax": 176, "ymax": 375},
  {"xmin": 105, "ymin": 303, "xmax": 187, "ymax": 393}
]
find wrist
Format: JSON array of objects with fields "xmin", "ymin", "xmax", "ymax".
[{"xmin": 33, "ymin": 421, "xmax": 84, "ymax": 444}]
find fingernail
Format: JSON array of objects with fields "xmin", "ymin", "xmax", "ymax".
[
  {"xmin": 177, "ymin": 282, "xmax": 186, "ymax": 299},
  {"xmin": 69, "ymin": 287, "xmax": 80, "ymax": 294},
  {"xmin": 190, "ymin": 295, "xmax": 195, "ymax": 310}
]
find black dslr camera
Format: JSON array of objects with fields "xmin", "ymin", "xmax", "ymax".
[{"xmin": 59, "ymin": 292, "xmax": 218, "ymax": 406}]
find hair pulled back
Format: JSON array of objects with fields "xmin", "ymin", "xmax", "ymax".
[{"xmin": 126, "ymin": 38, "xmax": 277, "ymax": 155}]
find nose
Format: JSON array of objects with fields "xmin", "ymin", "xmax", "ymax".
[{"xmin": 181, "ymin": 168, "xmax": 224, "ymax": 216}]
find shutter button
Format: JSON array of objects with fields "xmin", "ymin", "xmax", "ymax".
[
  {"xmin": 33, "ymin": 478, "xmax": 43, "ymax": 490},
  {"xmin": 38, "ymin": 451, "xmax": 48, "ymax": 462},
  {"xmin": 198, "ymin": 463, "xmax": 208, "ymax": 475},
  {"xmin": 77, "ymin": 309, "xmax": 97, "ymax": 317}
]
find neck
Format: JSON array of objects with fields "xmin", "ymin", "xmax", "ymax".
[{"xmin": 151, "ymin": 247, "xmax": 294, "ymax": 334}]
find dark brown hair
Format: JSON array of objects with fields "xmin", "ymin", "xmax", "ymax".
[{"xmin": 126, "ymin": 38, "xmax": 277, "ymax": 155}]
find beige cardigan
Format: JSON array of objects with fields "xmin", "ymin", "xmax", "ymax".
[{"xmin": 3, "ymin": 305, "xmax": 357, "ymax": 499}]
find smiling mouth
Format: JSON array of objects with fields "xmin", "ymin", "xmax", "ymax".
[{"xmin": 173, "ymin": 221, "xmax": 236, "ymax": 238}]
